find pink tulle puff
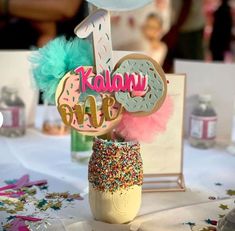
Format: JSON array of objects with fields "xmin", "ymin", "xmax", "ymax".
[{"xmin": 115, "ymin": 96, "xmax": 173, "ymax": 142}]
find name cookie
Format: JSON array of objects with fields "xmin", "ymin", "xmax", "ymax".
[{"xmin": 56, "ymin": 67, "xmax": 123, "ymax": 136}]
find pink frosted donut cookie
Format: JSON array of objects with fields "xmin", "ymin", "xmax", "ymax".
[{"xmin": 55, "ymin": 66, "xmax": 123, "ymax": 136}]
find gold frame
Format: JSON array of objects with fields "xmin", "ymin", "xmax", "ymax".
[
  {"xmin": 142, "ymin": 74, "xmax": 186, "ymax": 193},
  {"xmin": 143, "ymin": 173, "xmax": 185, "ymax": 192}
]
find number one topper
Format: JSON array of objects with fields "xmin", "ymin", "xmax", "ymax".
[
  {"xmin": 55, "ymin": 9, "xmax": 168, "ymax": 138},
  {"xmin": 74, "ymin": 9, "xmax": 113, "ymax": 74}
]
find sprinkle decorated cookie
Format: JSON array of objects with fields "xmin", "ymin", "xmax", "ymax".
[
  {"xmin": 55, "ymin": 66, "xmax": 123, "ymax": 136},
  {"xmin": 113, "ymin": 54, "xmax": 167, "ymax": 116}
]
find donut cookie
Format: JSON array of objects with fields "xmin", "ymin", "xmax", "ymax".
[
  {"xmin": 113, "ymin": 54, "xmax": 167, "ymax": 116},
  {"xmin": 55, "ymin": 66, "xmax": 123, "ymax": 136}
]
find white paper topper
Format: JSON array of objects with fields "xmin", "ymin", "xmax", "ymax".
[
  {"xmin": 74, "ymin": 9, "xmax": 113, "ymax": 74},
  {"xmin": 0, "ymin": 112, "xmax": 3, "ymax": 128},
  {"xmin": 86, "ymin": 0, "xmax": 153, "ymax": 11}
]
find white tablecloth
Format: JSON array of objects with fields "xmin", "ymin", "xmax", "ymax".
[{"xmin": 0, "ymin": 107, "xmax": 235, "ymax": 230}]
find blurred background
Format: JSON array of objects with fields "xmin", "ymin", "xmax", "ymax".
[
  {"xmin": 1, "ymin": 0, "xmax": 235, "ymax": 65},
  {"xmin": 1, "ymin": 0, "xmax": 235, "ymax": 148}
]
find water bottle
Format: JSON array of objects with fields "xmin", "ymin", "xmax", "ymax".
[
  {"xmin": 189, "ymin": 94, "xmax": 217, "ymax": 149},
  {"xmin": 0, "ymin": 86, "xmax": 26, "ymax": 137}
]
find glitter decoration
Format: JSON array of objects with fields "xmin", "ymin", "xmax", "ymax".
[
  {"xmin": 219, "ymin": 204, "xmax": 229, "ymax": 210},
  {"xmin": 45, "ymin": 192, "xmax": 83, "ymax": 200},
  {"xmin": 227, "ymin": 189, "xmax": 235, "ymax": 196},
  {"xmin": 88, "ymin": 138, "xmax": 143, "ymax": 192},
  {"xmin": 215, "ymin": 183, "xmax": 222, "ymax": 186},
  {"xmin": 183, "ymin": 222, "xmax": 196, "ymax": 228},
  {"xmin": 0, "ymin": 175, "xmax": 84, "ymax": 228},
  {"xmin": 205, "ymin": 219, "xmax": 217, "ymax": 226}
]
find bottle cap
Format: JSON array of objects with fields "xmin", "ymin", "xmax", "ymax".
[{"xmin": 198, "ymin": 94, "xmax": 212, "ymax": 102}]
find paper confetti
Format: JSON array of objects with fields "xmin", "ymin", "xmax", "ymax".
[
  {"xmin": 45, "ymin": 192, "xmax": 83, "ymax": 200},
  {"xmin": 227, "ymin": 189, "xmax": 235, "ymax": 196},
  {"xmin": 183, "ymin": 221, "xmax": 196, "ymax": 227},
  {"xmin": 6, "ymin": 216, "xmax": 16, "ymax": 221},
  {"xmin": 199, "ymin": 227, "xmax": 216, "ymax": 231},
  {"xmin": 26, "ymin": 220, "xmax": 52, "ymax": 231},
  {"xmin": 39, "ymin": 185, "xmax": 48, "ymax": 191},
  {"xmin": 50, "ymin": 201, "xmax": 62, "ymax": 211},
  {"xmin": 219, "ymin": 204, "xmax": 229, "ymax": 210},
  {"xmin": 4, "ymin": 179, "xmax": 17, "ymax": 185},
  {"xmin": 205, "ymin": 219, "xmax": 217, "ymax": 226},
  {"xmin": 3, "ymin": 218, "xmax": 29, "ymax": 231},
  {"xmin": 0, "ymin": 174, "xmax": 84, "ymax": 229},
  {"xmin": 0, "ymin": 199, "xmax": 24, "ymax": 214},
  {"xmin": 3, "ymin": 216, "xmax": 42, "ymax": 231},
  {"xmin": 214, "ymin": 182, "xmax": 222, "ymax": 186},
  {"xmin": 36, "ymin": 199, "xmax": 48, "ymax": 210}
]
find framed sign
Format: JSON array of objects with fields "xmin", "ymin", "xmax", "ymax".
[{"xmin": 141, "ymin": 74, "xmax": 186, "ymax": 192}]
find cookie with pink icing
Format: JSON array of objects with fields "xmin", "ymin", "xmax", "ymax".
[{"xmin": 55, "ymin": 66, "xmax": 123, "ymax": 136}]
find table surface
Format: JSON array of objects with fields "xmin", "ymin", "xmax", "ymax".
[{"xmin": 0, "ymin": 107, "xmax": 235, "ymax": 230}]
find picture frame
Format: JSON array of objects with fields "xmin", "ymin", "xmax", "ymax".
[{"xmin": 141, "ymin": 74, "xmax": 186, "ymax": 192}]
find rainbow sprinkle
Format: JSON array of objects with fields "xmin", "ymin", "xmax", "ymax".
[{"xmin": 88, "ymin": 138, "xmax": 143, "ymax": 193}]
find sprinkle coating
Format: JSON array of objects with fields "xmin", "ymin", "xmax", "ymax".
[{"xmin": 88, "ymin": 138, "xmax": 143, "ymax": 192}]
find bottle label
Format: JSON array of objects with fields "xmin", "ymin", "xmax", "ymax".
[
  {"xmin": 1, "ymin": 107, "xmax": 24, "ymax": 128},
  {"xmin": 190, "ymin": 115, "xmax": 217, "ymax": 140}
]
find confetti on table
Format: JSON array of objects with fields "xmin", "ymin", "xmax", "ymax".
[
  {"xmin": 0, "ymin": 191, "xmax": 25, "ymax": 198},
  {"xmin": 50, "ymin": 201, "xmax": 62, "ymax": 211},
  {"xmin": 227, "ymin": 189, "xmax": 235, "ymax": 196},
  {"xmin": 45, "ymin": 192, "xmax": 83, "ymax": 200},
  {"xmin": 3, "ymin": 216, "xmax": 42, "ymax": 231},
  {"xmin": 205, "ymin": 219, "xmax": 217, "ymax": 226},
  {"xmin": 192, "ymin": 225, "xmax": 217, "ymax": 231},
  {"xmin": 6, "ymin": 216, "xmax": 16, "ymax": 222},
  {"xmin": 26, "ymin": 220, "xmax": 52, "ymax": 231},
  {"xmin": 22, "ymin": 188, "xmax": 37, "ymax": 196},
  {"xmin": 3, "ymin": 218, "xmax": 29, "ymax": 231},
  {"xmin": 39, "ymin": 185, "xmax": 48, "ymax": 191},
  {"xmin": 199, "ymin": 227, "xmax": 216, "ymax": 231},
  {"xmin": 214, "ymin": 183, "xmax": 222, "ymax": 186},
  {"xmin": 0, "ymin": 174, "xmax": 84, "ymax": 230},
  {"xmin": 183, "ymin": 221, "xmax": 196, "ymax": 227},
  {"xmin": 15, "ymin": 216, "xmax": 42, "ymax": 222},
  {"xmin": 0, "ymin": 175, "xmax": 47, "ymax": 192},
  {"xmin": 4, "ymin": 179, "xmax": 17, "ymax": 185},
  {"xmin": 219, "ymin": 204, "xmax": 229, "ymax": 210},
  {"xmin": 0, "ymin": 199, "xmax": 24, "ymax": 214},
  {"xmin": 36, "ymin": 199, "xmax": 48, "ymax": 210}
]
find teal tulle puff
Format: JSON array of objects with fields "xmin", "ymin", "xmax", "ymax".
[{"xmin": 30, "ymin": 37, "xmax": 94, "ymax": 104}]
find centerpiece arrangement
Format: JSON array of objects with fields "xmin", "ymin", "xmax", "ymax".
[{"xmin": 31, "ymin": 4, "xmax": 172, "ymax": 224}]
